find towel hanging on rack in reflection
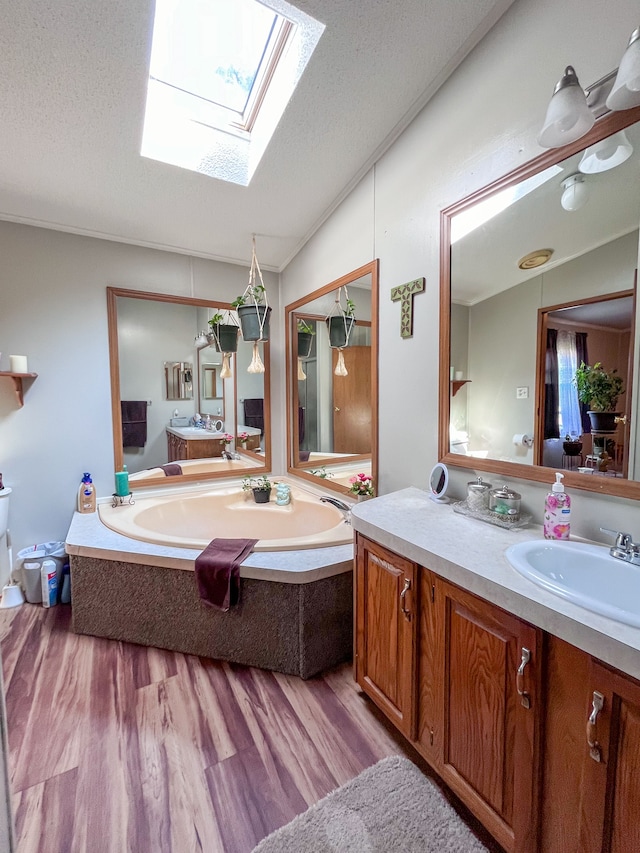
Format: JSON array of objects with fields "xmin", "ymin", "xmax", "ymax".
[{"xmin": 121, "ymin": 400, "xmax": 147, "ymax": 448}]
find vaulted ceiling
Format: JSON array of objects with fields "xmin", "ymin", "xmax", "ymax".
[{"xmin": 0, "ymin": 0, "xmax": 515, "ymax": 270}]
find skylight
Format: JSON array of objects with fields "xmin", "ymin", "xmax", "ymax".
[{"xmin": 141, "ymin": 0, "xmax": 324, "ymax": 186}]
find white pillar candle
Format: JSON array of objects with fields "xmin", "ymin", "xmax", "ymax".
[{"xmin": 9, "ymin": 355, "xmax": 28, "ymax": 374}]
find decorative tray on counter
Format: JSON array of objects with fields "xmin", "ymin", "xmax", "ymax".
[{"xmin": 451, "ymin": 500, "xmax": 532, "ymax": 530}]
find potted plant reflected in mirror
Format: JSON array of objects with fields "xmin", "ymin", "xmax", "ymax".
[
  {"xmin": 233, "ymin": 285, "xmax": 272, "ymax": 342},
  {"xmin": 297, "ymin": 319, "xmax": 315, "ymax": 358},
  {"xmin": 207, "ymin": 312, "xmax": 239, "ymax": 353},
  {"xmin": 574, "ymin": 361, "xmax": 624, "ymax": 433},
  {"xmin": 243, "ymin": 475, "xmax": 272, "ymax": 503},
  {"xmin": 327, "ymin": 297, "xmax": 355, "ymax": 348}
]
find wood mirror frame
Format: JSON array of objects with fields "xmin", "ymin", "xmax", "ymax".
[
  {"xmin": 107, "ymin": 287, "xmax": 271, "ymax": 489},
  {"xmin": 439, "ymin": 106, "xmax": 640, "ymax": 500},
  {"xmin": 285, "ymin": 260, "xmax": 379, "ymax": 496}
]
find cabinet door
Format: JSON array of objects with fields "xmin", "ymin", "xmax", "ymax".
[
  {"xmin": 434, "ymin": 579, "xmax": 541, "ymax": 853},
  {"xmin": 355, "ymin": 535, "xmax": 417, "ymax": 739},
  {"xmin": 577, "ymin": 661, "xmax": 640, "ymax": 853}
]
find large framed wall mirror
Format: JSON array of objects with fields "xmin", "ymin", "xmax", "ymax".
[
  {"xmin": 107, "ymin": 287, "xmax": 271, "ymax": 488},
  {"xmin": 285, "ymin": 261, "xmax": 379, "ymax": 496},
  {"xmin": 439, "ymin": 107, "xmax": 640, "ymax": 499}
]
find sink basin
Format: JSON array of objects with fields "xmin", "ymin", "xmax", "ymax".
[{"xmin": 505, "ymin": 539, "xmax": 640, "ymax": 628}]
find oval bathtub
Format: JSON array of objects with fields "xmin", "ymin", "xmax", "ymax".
[
  {"xmin": 98, "ymin": 482, "xmax": 353, "ymax": 551},
  {"xmin": 129, "ymin": 456, "xmax": 262, "ymax": 482}
]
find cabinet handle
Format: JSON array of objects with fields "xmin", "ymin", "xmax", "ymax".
[
  {"xmin": 587, "ymin": 691, "xmax": 604, "ymax": 762},
  {"xmin": 400, "ymin": 577, "xmax": 411, "ymax": 621},
  {"xmin": 516, "ymin": 647, "xmax": 531, "ymax": 709}
]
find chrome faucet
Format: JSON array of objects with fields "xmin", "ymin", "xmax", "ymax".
[
  {"xmin": 320, "ymin": 496, "xmax": 352, "ymax": 524},
  {"xmin": 600, "ymin": 528, "xmax": 640, "ymax": 566}
]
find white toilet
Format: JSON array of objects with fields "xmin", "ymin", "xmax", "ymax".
[
  {"xmin": 0, "ymin": 487, "xmax": 12, "ymax": 587},
  {"xmin": 0, "ymin": 487, "xmax": 22, "ymax": 606}
]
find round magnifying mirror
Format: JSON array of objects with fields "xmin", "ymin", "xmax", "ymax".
[{"xmin": 429, "ymin": 463, "xmax": 450, "ymax": 503}]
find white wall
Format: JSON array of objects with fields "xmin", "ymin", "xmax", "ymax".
[
  {"xmin": 0, "ymin": 223, "xmax": 279, "ymax": 570},
  {"xmin": 281, "ymin": 0, "xmax": 640, "ymax": 541}
]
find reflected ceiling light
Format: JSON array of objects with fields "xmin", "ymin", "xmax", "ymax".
[
  {"xmin": 537, "ymin": 66, "xmax": 595, "ymax": 148},
  {"xmin": 579, "ymin": 130, "xmax": 633, "ymax": 172},
  {"xmin": 560, "ymin": 173, "xmax": 589, "ymax": 211},
  {"xmin": 607, "ymin": 27, "xmax": 640, "ymax": 111},
  {"xmin": 517, "ymin": 249, "xmax": 554, "ymax": 270},
  {"xmin": 539, "ymin": 28, "xmax": 640, "ymax": 149}
]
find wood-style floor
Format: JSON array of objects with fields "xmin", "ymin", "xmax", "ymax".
[{"xmin": 0, "ymin": 604, "xmax": 499, "ymax": 853}]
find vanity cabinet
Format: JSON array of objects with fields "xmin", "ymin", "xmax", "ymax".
[
  {"xmin": 541, "ymin": 636, "xmax": 640, "ymax": 853},
  {"xmin": 356, "ymin": 532, "xmax": 640, "ymax": 852},
  {"xmin": 166, "ymin": 430, "xmax": 225, "ymax": 462},
  {"xmin": 356, "ymin": 534, "xmax": 542, "ymax": 853},
  {"xmin": 355, "ymin": 536, "xmax": 417, "ymax": 738}
]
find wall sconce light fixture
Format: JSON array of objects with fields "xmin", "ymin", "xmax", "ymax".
[{"xmin": 538, "ymin": 27, "xmax": 640, "ymax": 149}]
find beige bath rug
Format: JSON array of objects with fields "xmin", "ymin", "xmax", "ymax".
[{"xmin": 252, "ymin": 754, "xmax": 490, "ymax": 852}]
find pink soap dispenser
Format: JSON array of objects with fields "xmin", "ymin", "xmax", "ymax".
[{"xmin": 544, "ymin": 472, "xmax": 571, "ymax": 540}]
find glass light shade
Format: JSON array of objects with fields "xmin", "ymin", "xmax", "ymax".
[
  {"xmin": 538, "ymin": 68, "xmax": 595, "ymax": 148},
  {"xmin": 579, "ymin": 130, "xmax": 633, "ymax": 173},
  {"xmin": 560, "ymin": 174, "xmax": 589, "ymax": 211},
  {"xmin": 606, "ymin": 28, "xmax": 640, "ymax": 111}
]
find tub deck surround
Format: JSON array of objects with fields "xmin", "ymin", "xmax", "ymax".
[
  {"xmin": 351, "ymin": 487, "xmax": 640, "ymax": 682},
  {"xmin": 65, "ymin": 479, "xmax": 355, "ymax": 678},
  {"xmin": 97, "ymin": 480, "xmax": 353, "ymax": 552}
]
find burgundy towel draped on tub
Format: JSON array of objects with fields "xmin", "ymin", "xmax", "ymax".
[
  {"xmin": 160, "ymin": 463, "xmax": 183, "ymax": 476},
  {"xmin": 195, "ymin": 538, "xmax": 258, "ymax": 611}
]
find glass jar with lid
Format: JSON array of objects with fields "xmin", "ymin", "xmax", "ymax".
[
  {"xmin": 466, "ymin": 477, "xmax": 492, "ymax": 512},
  {"xmin": 489, "ymin": 484, "xmax": 521, "ymax": 521}
]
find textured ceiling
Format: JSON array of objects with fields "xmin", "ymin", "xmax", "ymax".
[{"xmin": 0, "ymin": 0, "xmax": 515, "ymax": 270}]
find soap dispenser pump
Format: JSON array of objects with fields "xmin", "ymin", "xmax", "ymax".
[{"xmin": 544, "ymin": 472, "xmax": 571, "ymax": 540}]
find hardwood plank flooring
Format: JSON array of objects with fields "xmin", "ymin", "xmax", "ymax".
[{"xmin": 0, "ymin": 603, "xmax": 499, "ymax": 853}]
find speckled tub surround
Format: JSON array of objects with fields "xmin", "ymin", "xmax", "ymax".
[{"xmin": 66, "ymin": 484, "xmax": 355, "ymax": 679}]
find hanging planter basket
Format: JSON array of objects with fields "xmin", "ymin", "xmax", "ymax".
[
  {"xmin": 327, "ymin": 315, "xmax": 355, "ymax": 348},
  {"xmin": 325, "ymin": 285, "xmax": 356, "ymax": 349},
  {"xmin": 298, "ymin": 331, "xmax": 314, "ymax": 359},
  {"xmin": 238, "ymin": 304, "xmax": 272, "ymax": 342},
  {"xmin": 210, "ymin": 323, "xmax": 239, "ymax": 353}
]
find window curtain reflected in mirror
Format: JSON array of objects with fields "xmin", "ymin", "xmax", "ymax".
[
  {"xmin": 557, "ymin": 330, "xmax": 581, "ymax": 437},
  {"xmin": 544, "ymin": 330, "xmax": 590, "ymax": 439}
]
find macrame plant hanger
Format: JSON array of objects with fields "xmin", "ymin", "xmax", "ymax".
[
  {"xmin": 326, "ymin": 285, "xmax": 353, "ymax": 376},
  {"xmin": 246, "ymin": 236, "xmax": 268, "ymax": 374}
]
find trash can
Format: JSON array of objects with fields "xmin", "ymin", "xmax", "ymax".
[{"xmin": 16, "ymin": 542, "xmax": 67, "ymax": 605}]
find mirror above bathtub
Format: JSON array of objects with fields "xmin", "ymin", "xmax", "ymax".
[
  {"xmin": 439, "ymin": 107, "xmax": 640, "ymax": 500},
  {"xmin": 285, "ymin": 260, "xmax": 379, "ymax": 496},
  {"xmin": 107, "ymin": 287, "xmax": 271, "ymax": 488}
]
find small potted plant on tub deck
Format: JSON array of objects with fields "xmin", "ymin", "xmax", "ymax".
[
  {"xmin": 574, "ymin": 361, "xmax": 624, "ymax": 433},
  {"xmin": 237, "ymin": 431, "xmax": 249, "ymax": 450},
  {"xmin": 243, "ymin": 475, "xmax": 273, "ymax": 504}
]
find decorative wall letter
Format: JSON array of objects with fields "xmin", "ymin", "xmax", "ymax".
[{"xmin": 390, "ymin": 277, "xmax": 425, "ymax": 338}]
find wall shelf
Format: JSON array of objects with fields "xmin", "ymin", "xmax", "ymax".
[
  {"xmin": 451, "ymin": 379, "xmax": 470, "ymax": 397},
  {"xmin": 0, "ymin": 372, "xmax": 38, "ymax": 407}
]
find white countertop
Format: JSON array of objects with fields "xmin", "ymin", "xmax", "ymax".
[
  {"xmin": 351, "ymin": 487, "xmax": 640, "ymax": 682},
  {"xmin": 66, "ymin": 508, "xmax": 352, "ymax": 585}
]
